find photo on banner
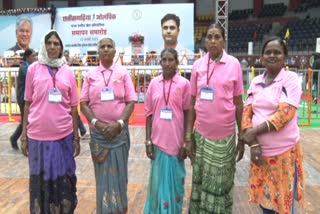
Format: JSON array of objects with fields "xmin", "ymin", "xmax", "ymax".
[
  {"xmin": 54, "ymin": 3, "xmax": 194, "ymax": 64},
  {"xmin": 0, "ymin": 13, "xmax": 51, "ymax": 56}
]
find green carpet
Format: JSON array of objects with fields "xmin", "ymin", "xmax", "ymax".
[{"xmin": 298, "ymin": 101, "xmax": 319, "ymax": 128}]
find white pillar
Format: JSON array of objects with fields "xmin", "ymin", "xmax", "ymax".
[
  {"xmin": 248, "ymin": 41, "xmax": 253, "ymax": 55},
  {"xmin": 316, "ymin": 38, "xmax": 320, "ymax": 53}
]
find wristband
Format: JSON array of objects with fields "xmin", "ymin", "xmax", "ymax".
[
  {"xmin": 117, "ymin": 119, "xmax": 125, "ymax": 128},
  {"xmin": 91, "ymin": 118, "xmax": 98, "ymax": 127},
  {"xmin": 185, "ymin": 132, "xmax": 193, "ymax": 141}
]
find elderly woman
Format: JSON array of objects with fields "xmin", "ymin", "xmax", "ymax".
[
  {"xmin": 80, "ymin": 36, "xmax": 136, "ymax": 214},
  {"xmin": 185, "ymin": 23, "xmax": 244, "ymax": 214},
  {"xmin": 144, "ymin": 48, "xmax": 190, "ymax": 214},
  {"xmin": 241, "ymin": 36, "xmax": 305, "ymax": 214},
  {"xmin": 20, "ymin": 30, "xmax": 80, "ymax": 213}
]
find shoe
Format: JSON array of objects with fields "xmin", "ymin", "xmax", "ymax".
[{"xmin": 10, "ymin": 137, "xmax": 19, "ymax": 150}]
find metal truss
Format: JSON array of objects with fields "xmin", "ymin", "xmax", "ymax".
[{"xmin": 215, "ymin": 0, "xmax": 228, "ymax": 50}]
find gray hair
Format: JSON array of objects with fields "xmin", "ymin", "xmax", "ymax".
[
  {"xmin": 97, "ymin": 36, "xmax": 115, "ymax": 50},
  {"xmin": 16, "ymin": 16, "xmax": 33, "ymax": 31}
]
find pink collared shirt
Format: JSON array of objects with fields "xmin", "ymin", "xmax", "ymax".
[
  {"xmin": 190, "ymin": 51, "xmax": 244, "ymax": 139},
  {"xmin": 80, "ymin": 62, "xmax": 136, "ymax": 124},
  {"xmin": 244, "ymin": 68, "xmax": 301, "ymax": 156},
  {"xmin": 25, "ymin": 62, "xmax": 79, "ymax": 140},
  {"xmin": 145, "ymin": 73, "xmax": 190, "ymax": 155}
]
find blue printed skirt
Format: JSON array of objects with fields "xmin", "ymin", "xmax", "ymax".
[{"xmin": 90, "ymin": 126, "xmax": 130, "ymax": 214}]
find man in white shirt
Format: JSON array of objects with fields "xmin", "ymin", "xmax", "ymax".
[{"xmin": 159, "ymin": 13, "xmax": 193, "ymax": 65}]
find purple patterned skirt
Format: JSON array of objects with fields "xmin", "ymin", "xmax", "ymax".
[{"xmin": 28, "ymin": 133, "xmax": 77, "ymax": 214}]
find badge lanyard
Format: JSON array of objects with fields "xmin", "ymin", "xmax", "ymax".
[
  {"xmin": 199, "ymin": 56, "xmax": 216, "ymax": 101},
  {"xmin": 100, "ymin": 70, "xmax": 115, "ymax": 101},
  {"xmin": 206, "ymin": 56, "xmax": 215, "ymax": 86},
  {"xmin": 163, "ymin": 78, "xmax": 173, "ymax": 107},
  {"xmin": 47, "ymin": 66, "xmax": 59, "ymax": 89},
  {"xmin": 102, "ymin": 70, "xmax": 113, "ymax": 88},
  {"xmin": 47, "ymin": 66, "xmax": 62, "ymax": 103}
]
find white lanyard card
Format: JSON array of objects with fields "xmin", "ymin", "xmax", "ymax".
[
  {"xmin": 101, "ymin": 88, "xmax": 114, "ymax": 101},
  {"xmin": 200, "ymin": 86, "xmax": 214, "ymax": 101},
  {"xmin": 48, "ymin": 89, "xmax": 62, "ymax": 103},
  {"xmin": 160, "ymin": 107, "xmax": 173, "ymax": 120}
]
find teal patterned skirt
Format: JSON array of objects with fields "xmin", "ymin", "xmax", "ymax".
[
  {"xmin": 144, "ymin": 145, "xmax": 186, "ymax": 214},
  {"xmin": 189, "ymin": 131, "xmax": 236, "ymax": 214}
]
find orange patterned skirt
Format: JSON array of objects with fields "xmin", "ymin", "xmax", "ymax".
[{"xmin": 248, "ymin": 143, "xmax": 305, "ymax": 214}]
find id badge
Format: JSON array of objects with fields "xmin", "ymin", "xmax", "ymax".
[
  {"xmin": 48, "ymin": 89, "xmax": 62, "ymax": 103},
  {"xmin": 101, "ymin": 88, "xmax": 114, "ymax": 101},
  {"xmin": 200, "ymin": 86, "xmax": 214, "ymax": 101},
  {"xmin": 160, "ymin": 107, "xmax": 173, "ymax": 120}
]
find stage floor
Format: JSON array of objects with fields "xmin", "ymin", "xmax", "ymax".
[{"xmin": 0, "ymin": 123, "xmax": 319, "ymax": 213}]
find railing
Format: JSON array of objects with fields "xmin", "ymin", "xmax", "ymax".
[
  {"xmin": 0, "ymin": 66, "xmax": 319, "ymax": 126},
  {"xmin": 0, "ymin": 52, "xmax": 200, "ymax": 67}
]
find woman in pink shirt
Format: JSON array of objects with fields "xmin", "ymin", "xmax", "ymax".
[
  {"xmin": 20, "ymin": 30, "xmax": 80, "ymax": 213},
  {"xmin": 185, "ymin": 24, "xmax": 244, "ymax": 214},
  {"xmin": 144, "ymin": 48, "xmax": 190, "ymax": 213},
  {"xmin": 80, "ymin": 36, "xmax": 136, "ymax": 214},
  {"xmin": 241, "ymin": 37, "xmax": 305, "ymax": 214}
]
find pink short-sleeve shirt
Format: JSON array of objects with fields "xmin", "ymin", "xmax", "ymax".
[
  {"xmin": 244, "ymin": 68, "xmax": 302, "ymax": 156},
  {"xmin": 25, "ymin": 62, "xmax": 79, "ymax": 141},
  {"xmin": 80, "ymin": 63, "xmax": 136, "ymax": 124},
  {"xmin": 144, "ymin": 74, "xmax": 190, "ymax": 155},
  {"xmin": 190, "ymin": 51, "xmax": 244, "ymax": 139}
]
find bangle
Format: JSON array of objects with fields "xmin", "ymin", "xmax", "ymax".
[
  {"xmin": 91, "ymin": 118, "xmax": 98, "ymax": 127},
  {"xmin": 145, "ymin": 140, "xmax": 152, "ymax": 146},
  {"xmin": 266, "ymin": 120, "xmax": 271, "ymax": 132},
  {"xmin": 74, "ymin": 136, "xmax": 80, "ymax": 141},
  {"xmin": 117, "ymin": 119, "xmax": 125, "ymax": 128},
  {"xmin": 250, "ymin": 144, "xmax": 260, "ymax": 148},
  {"xmin": 185, "ymin": 132, "xmax": 193, "ymax": 140}
]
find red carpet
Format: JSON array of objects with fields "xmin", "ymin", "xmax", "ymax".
[
  {"xmin": 79, "ymin": 103, "xmax": 145, "ymax": 126},
  {"xmin": 1, "ymin": 103, "xmax": 146, "ymax": 126},
  {"xmin": 0, "ymin": 115, "xmax": 21, "ymax": 122},
  {"xmin": 130, "ymin": 103, "xmax": 145, "ymax": 126}
]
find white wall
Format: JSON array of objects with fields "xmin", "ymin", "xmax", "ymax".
[
  {"xmin": 161, "ymin": 0, "xmax": 187, "ymax": 3},
  {"xmin": 112, "ymin": 0, "xmax": 151, "ymax": 4},
  {"xmin": 264, "ymin": 0, "xmax": 289, "ymax": 6},
  {"xmin": 77, "ymin": 1, "xmax": 104, "ymax": 6},
  {"xmin": 14, "ymin": 0, "xmax": 62, "ymax": 8},
  {"xmin": 229, "ymin": 0, "xmax": 252, "ymax": 11},
  {"xmin": 228, "ymin": 0, "xmax": 289, "ymax": 12},
  {"xmin": 6, "ymin": 0, "xmax": 289, "ymax": 16},
  {"xmin": 196, "ymin": 0, "xmax": 214, "ymax": 16},
  {"xmin": 47, "ymin": 1, "xmax": 68, "ymax": 7},
  {"xmin": 13, "ymin": 0, "xmax": 37, "ymax": 9},
  {"xmin": 11, "ymin": 0, "xmax": 153, "ymax": 8}
]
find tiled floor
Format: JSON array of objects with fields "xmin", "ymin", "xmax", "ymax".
[{"xmin": 0, "ymin": 123, "xmax": 319, "ymax": 213}]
